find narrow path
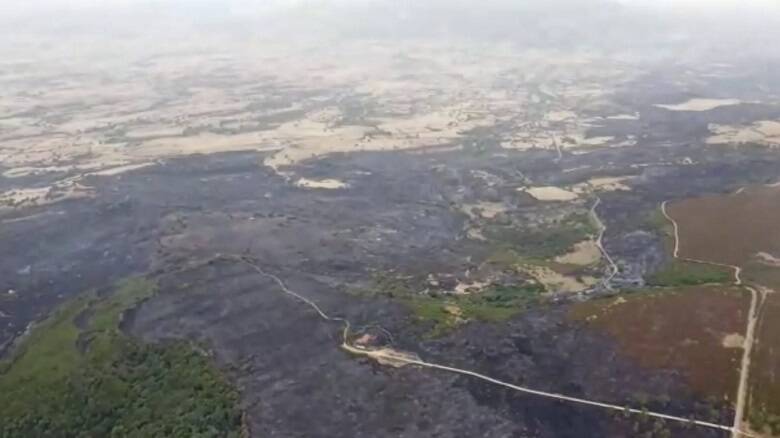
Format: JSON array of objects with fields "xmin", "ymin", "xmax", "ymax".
[
  {"xmin": 221, "ymin": 253, "xmax": 756, "ymax": 437},
  {"xmin": 591, "ymin": 197, "xmax": 619, "ymax": 289},
  {"xmin": 661, "ymin": 200, "xmax": 743, "ymax": 282},
  {"xmin": 734, "ymin": 285, "xmax": 760, "ymax": 437},
  {"xmin": 660, "ymin": 200, "xmax": 762, "ymax": 438}
]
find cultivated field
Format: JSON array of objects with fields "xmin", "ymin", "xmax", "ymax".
[
  {"xmin": 570, "ymin": 286, "xmax": 750, "ymax": 403},
  {"xmin": 667, "ymin": 186, "xmax": 780, "ymax": 266},
  {"xmin": 668, "ymin": 186, "xmax": 780, "ymax": 435}
]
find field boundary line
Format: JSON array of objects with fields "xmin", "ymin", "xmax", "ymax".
[{"xmin": 660, "ymin": 200, "xmax": 761, "ymax": 438}]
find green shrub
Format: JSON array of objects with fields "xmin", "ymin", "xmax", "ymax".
[{"xmin": 0, "ymin": 278, "xmax": 242, "ymax": 438}]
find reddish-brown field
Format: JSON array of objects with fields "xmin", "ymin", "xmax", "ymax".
[
  {"xmin": 570, "ymin": 286, "xmax": 750, "ymax": 401},
  {"xmin": 744, "ymin": 259, "xmax": 780, "ymax": 433},
  {"xmin": 668, "ymin": 186, "xmax": 780, "ymax": 433},
  {"xmin": 747, "ymin": 292, "xmax": 780, "ymax": 433},
  {"xmin": 667, "ymin": 186, "xmax": 780, "ymax": 266}
]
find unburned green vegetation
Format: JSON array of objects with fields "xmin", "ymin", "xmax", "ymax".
[
  {"xmin": 644, "ymin": 206, "xmax": 733, "ymax": 287},
  {"xmin": 646, "ymin": 259, "xmax": 733, "ymax": 287},
  {"xmin": 403, "ymin": 283, "xmax": 544, "ymax": 336},
  {"xmin": 360, "ymin": 270, "xmax": 545, "ymax": 336},
  {"xmin": 0, "ymin": 278, "xmax": 242, "ymax": 438},
  {"xmin": 656, "ymin": 189, "xmax": 780, "ymax": 433},
  {"xmin": 485, "ymin": 248, "xmax": 581, "ymax": 275},
  {"xmin": 484, "ymin": 211, "xmax": 597, "ymax": 260}
]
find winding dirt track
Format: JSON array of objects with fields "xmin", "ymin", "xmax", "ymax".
[
  {"xmin": 661, "ymin": 201, "xmax": 762, "ymax": 438},
  {"xmin": 591, "ymin": 197, "xmax": 619, "ymax": 289},
  {"xmin": 221, "ymin": 253, "xmax": 757, "ymax": 437}
]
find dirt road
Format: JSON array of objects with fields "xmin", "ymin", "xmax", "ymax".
[
  {"xmin": 225, "ymin": 253, "xmax": 756, "ymax": 437},
  {"xmin": 661, "ymin": 201, "xmax": 762, "ymax": 438},
  {"xmin": 591, "ymin": 197, "xmax": 619, "ymax": 289}
]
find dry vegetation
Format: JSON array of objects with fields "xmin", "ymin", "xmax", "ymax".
[
  {"xmin": 569, "ymin": 286, "xmax": 750, "ymax": 402},
  {"xmin": 667, "ymin": 186, "xmax": 780, "ymax": 434},
  {"xmin": 0, "ymin": 39, "xmax": 642, "ymax": 211},
  {"xmin": 667, "ymin": 186, "xmax": 780, "ymax": 266}
]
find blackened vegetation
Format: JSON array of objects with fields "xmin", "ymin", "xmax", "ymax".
[{"xmin": 4, "ymin": 109, "xmax": 780, "ymax": 437}]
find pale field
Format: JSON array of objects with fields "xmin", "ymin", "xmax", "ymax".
[
  {"xmin": 521, "ymin": 186, "xmax": 580, "ymax": 201},
  {"xmin": 460, "ymin": 202, "xmax": 508, "ymax": 220},
  {"xmin": 522, "ymin": 265, "xmax": 598, "ymax": 293},
  {"xmin": 451, "ymin": 279, "xmax": 491, "ymax": 295},
  {"xmin": 572, "ymin": 176, "xmax": 633, "ymax": 194},
  {"xmin": 707, "ymin": 120, "xmax": 780, "ymax": 146},
  {"xmin": 0, "ymin": 38, "xmax": 642, "ymax": 210},
  {"xmin": 605, "ymin": 113, "xmax": 640, "ymax": 120},
  {"xmin": 554, "ymin": 240, "xmax": 602, "ymax": 266},
  {"xmin": 294, "ymin": 178, "xmax": 348, "ymax": 190},
  {"xmin": 655, "ymin": 98, "xmax": 742, "ymax": 111},
  {"xmin": 721, "ymin": 333, "xmax": 745, "ymax": 349}
]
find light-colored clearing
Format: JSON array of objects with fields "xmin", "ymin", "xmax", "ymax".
[
  {"xmin": 0, "ymin": 184, "xmax": 93, "ymax": 210},
  {"xmin": 554, "ymin": 240, "xmax": 602, "ymax": 266},
  {"xmin": 722, "ymin": 333, "xmax": 746, "ymax": 349},
  {"xmin": 755, "ymin": 251, "xmax": 780, "ymax": 267},
  {"xmin": 586, "ymin": 177, "xmax": 632, "ymax": 191},
  {"xmin": 264, "ymin": 105, "xmax": 496, "ymax": 170},
  {"xmin": 522, "ymin": 265, "xmax": 597, "ymax": 293},
  {"xmin": 134, "ymin": 132, "xmax": 281, "ymax": 158},
  {"xmin": 460, "ymin": 202, "xmax": 507, "ymax": 219},
  {"xmin": 443, "ymin": 304, "xmax": 465, "ymax": 324},
  {"xmin": 655, "ymin": 98, "xmax": 741, "ymax": 112},
  {"xmin": 571, "ymin": 135, "xmax": 615, "ymax": 147},
  {"xmin": 3, "ymin": 165, "xmax": 81, "ymax": 178},
  {"xmin": 466, "ymin": 227, "xmax": 487, "ymax": 241},
  {"xmin": 572, "ymin": 176, "xmax": 632, "ymax": 194},
  {"xmin": 88, "ymin": 162, "xmax": 155, "ymax": 176},
  {"xmin": 546, "ymin": 110, "xmax": 577, "ymax": 122},
  {"xmin": 452, "ymin": 280, "xmax": 490, "ymax": 295},
  {"xmin": 707, "ymin": 120, "xmax": 780, "ymax": 147},
  {"xmin": 500, "ymin": 136, "xmax": 555, "ymax": 151},
  {"xmin": 295, "ymin": 178, "xmax": 347, "ymax": 189},
  {"xmin": 606, "ymin": 113, "xmax": 640, "ymax": 120},
  {"xmin": 522, "ymin": 186, "xmax": 579, "ymax": 201}
]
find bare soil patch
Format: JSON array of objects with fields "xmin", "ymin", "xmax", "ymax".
[
  {"xmin": 554, "ymin": 240, "xmax": 602, "ymax": 266},
  {"xmin": 655, "ymin": 98, "xmax": 742, "ymax": 112},
  {"xmin": 522, "ymin": 186, "xmax": 579, "ymax": 201}
]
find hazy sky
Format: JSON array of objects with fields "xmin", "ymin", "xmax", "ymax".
[
  {"xmin": 4, "ymin": 0, "xmax": 780, "ymax": 13},
  {"xmin": 2, "ymin": 0, "xmax": 778, "ymax": 53}
]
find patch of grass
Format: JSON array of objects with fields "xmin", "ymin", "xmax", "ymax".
[
  {"xmin": 748, "ymin": 408, "xmax": 780, "ymax": 436},
  {"xmin": 404, "ymin": 283, "xmax": 544, "ymax": 336},
  {"xmin": 646, "ymin": 259, "xmax": 733, "ymax": 287},
  {"xmin": 90, "ymin": 277, "xmax": 158, "ymax": 332},
  {"xmin": 364, "ymin": 269, "xmax": 546, "ymax": 336},
  {"xmin": 485, "ymin": 211, "xmax": 597, "ymax": 260},
  {"xmin": 644, "ymin": 208, "xmax": 673, "ymax": 235},
  {"xmin": 0, "ymin": 278, "xmax": 242, "ymax": 437},
  {"xmin": 0, "ymin": 293, "xmax": 91, "ymax": 407},
  {"xmin": 641, "ymin": 206, "xmax": 733, "ymax": 287},
  {"xmin": 643, "ymin": 207, "xmax": 677, "ymax": 254}
]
